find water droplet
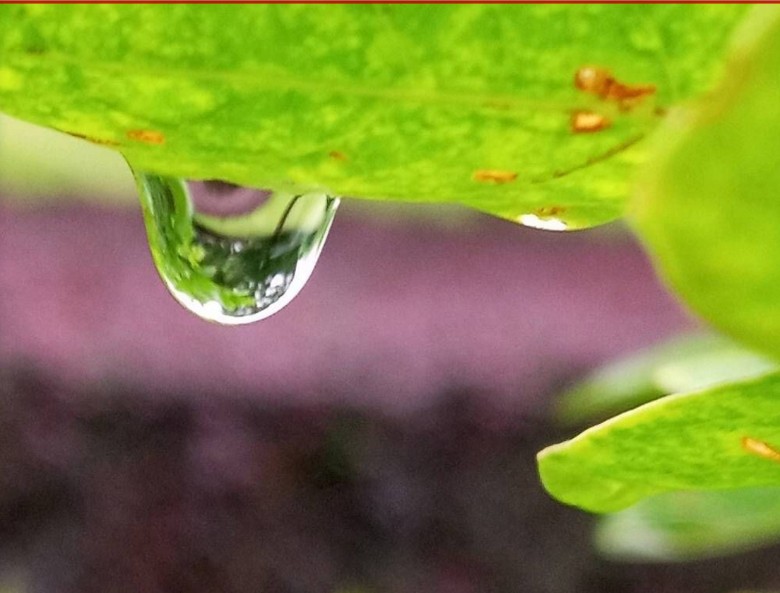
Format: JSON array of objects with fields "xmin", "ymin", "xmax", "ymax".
[
  {"xmin": 134, "ymin": 172, "xmax": 339, "ymax": 324},
  {"xmin": 517, "ymin": 213, "xmax": 569, "ymax": 231}
]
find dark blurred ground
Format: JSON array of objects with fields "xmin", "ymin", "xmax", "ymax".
[{"xmin": 0, "ymin": 201, "xmax": 778, "ymax": 593}]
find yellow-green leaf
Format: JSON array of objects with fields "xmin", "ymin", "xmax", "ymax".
[
  {"xmin": 0, "ymin": 4, "xmax": 749, "ymax": 227},
  {"xmin": 538, "ymin": 373, "xmax": 780, "ymax": 513}
]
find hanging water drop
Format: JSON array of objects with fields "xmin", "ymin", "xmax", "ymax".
[{"xmin": 134, "ymin": 172, "xmax": 339, "ymax": 324}]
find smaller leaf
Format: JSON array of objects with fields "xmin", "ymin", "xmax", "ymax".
[
  {"xmin": 538, "ymin": 373, "xmax": 780, "ymax": 513},
  {"xmin": 556, "ymin": 333, "xmax": 776, "ymax": 425},
  {"xmin": 596, "ymin": 487, "xmax": 780, "ymax": 561}
]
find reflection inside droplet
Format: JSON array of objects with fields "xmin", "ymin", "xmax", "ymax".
[
  {"xmin": 518, "ymin": 213, "xmax": 569, "ymax": 231},
  {"xmin": 189, "ymin": 180, "xmax": 271, "ymax": 217},
  {"xmin": 135, "ymin": 172, "xmax": 339, "ymax": 325}
]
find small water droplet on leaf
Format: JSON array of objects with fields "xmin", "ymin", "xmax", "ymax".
[
  {"xmin": 134, "ymin": 172, "xmax": 339, "ymax": 324},
  {"xmin": 517, "ymin": 213, "xmax": 568, "ymax": 231}
]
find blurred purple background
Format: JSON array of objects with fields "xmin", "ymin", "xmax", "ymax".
[
  {"xmin": 0, "ymin": 203, "xmax": 691, "ymax": 411},
  {"xmin": 0, "ymin": 199, "xmax": 778, "ymax": 593}
]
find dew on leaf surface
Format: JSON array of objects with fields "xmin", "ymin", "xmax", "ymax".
[
  {"xmin": 517, "ymin": 213, "xmax": 569, "ymax": 231},
  {"xmin": 134, "ymin": 173, "xmax": 339, "ymax": 325}
]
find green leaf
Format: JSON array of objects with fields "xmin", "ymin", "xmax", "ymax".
[
  {"xmin": 538, "ymin": 372, "xmax": 780, "ymax": 513},
  {"xmin": 632, "ymin": 7, "xmax": 780, "ymax": 356},
  {"xmin": 0, "ymin": 5, "xmax": 749, "ymax": 227},
  {"xmin": 596, "ymin": 487, "xmax": 780, "ymax": 561},
  {"xmin": 556, "ymin": 333, "xmax": 776, "ymax": 425}
]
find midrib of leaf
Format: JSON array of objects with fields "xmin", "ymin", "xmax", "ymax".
[{"xmin": 4, "ymin": 48, "xmax": 602, "ymax": 116}]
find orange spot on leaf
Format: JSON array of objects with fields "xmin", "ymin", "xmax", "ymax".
[
  {"xmin": 741, "ymin": 436, "xmax": 780, "ymax": 463},
  {"xmin": 570, "ymin": 110, "xmax": 611, "ymax": 134},
  {"xmin": 127, "ymin": 129, "xmax": 166, "ymax": 145},
  {"xmin": 472, "ymin": 170, "xmax": 517, "ymax": 184},
  {"xmin": 328, "ymin": 150, "xmax": 347, "ymax": 161},
  {"xmin": 574, "ymin": 65, "xmax": 656, "ymax": 110}
]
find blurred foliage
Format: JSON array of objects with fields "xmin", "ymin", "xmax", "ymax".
[
  {"xmin": 633, "ymin": 8, "xmax": 780, "ymax": 361},
  {"xmin": 556, "ymin": 333, "xmax": 776, "ymax": 426},
  {"xmin": 597, "ymin": 487, "xmax": 780, "ymax": 562}
]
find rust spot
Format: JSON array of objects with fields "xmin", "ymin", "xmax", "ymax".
[
  {"xmin": 328, "ymin": 150, "xmax": 347, "ymax": 161},
  {"xmin": 127, "ymin": 129, "xmax": 166, "ymax": 145},
  {"xmin": 472, "ymin": 170, "xmax": 518, "ymax": 184},
  {"xmin": 606, "ymin": 81, "xmax": 657, "ymax": 107},
  {"xmin": 570, "ymin": 110, "xmax": 611, "ymax": 134},
  {"xmin": 574, "ymin": 65, "xmax": 656, "ymax": 109},
  {"xmin": 535, "ymin": 205, "xmax": 566, "ymax": 217},
  {"xmin": 741, "ymin": 436, "xmax": 780, "ymax": 463}
]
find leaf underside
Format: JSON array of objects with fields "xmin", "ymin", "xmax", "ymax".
[{"xmin": 0, "ymin": 4, "xmax": 749, "ymax": 227}]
